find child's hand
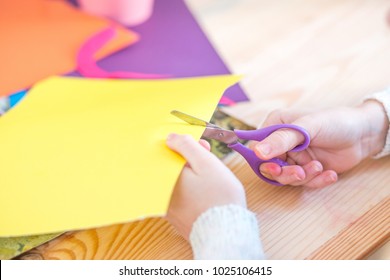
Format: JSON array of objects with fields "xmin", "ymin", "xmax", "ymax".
[
  {"xmin": 166, "ymin": 133, "xmax": 247, "ymax": 240},
  {"xmin": 252, "ymin": 100, "xmax": 389, "ymax": 188}
]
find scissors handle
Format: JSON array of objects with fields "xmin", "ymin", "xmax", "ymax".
[
  {"xmin": 228, "ymin": 142, "xmax": 287, "ymax": 186},
  {"xmin": 228, "ymin": 124, "xmax": 310, "ymax": 186},
  {"xmin": 234, "ymin": 124, "xmax": 310, "ymax": 152}
]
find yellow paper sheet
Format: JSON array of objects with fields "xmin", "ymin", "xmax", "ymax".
[{"xmin": 0, "ymin": 75, "xmax": 239, "ymax": 237}]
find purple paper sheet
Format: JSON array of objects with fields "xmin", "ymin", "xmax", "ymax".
[{"xmin": 69, "ymin": 0, "xmax": 248, "ymax": 102}]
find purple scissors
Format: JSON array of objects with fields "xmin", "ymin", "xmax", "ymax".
[{"xmin": 171, "ymin": 110, "xmax": 310, "ymax": 186}]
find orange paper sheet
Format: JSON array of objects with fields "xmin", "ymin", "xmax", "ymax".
[
  {"xmin": 0, "ymin": 0, "xmax": 138, "ymax": 97},
  {"xmin": 0, "ymin": 75, "xmax": 239, "ymax": 237}
]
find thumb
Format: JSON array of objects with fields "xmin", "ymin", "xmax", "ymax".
[
  {"xmin": 254, "ymin": 128, "xmax": 306, "ymax": 160},
  {"xmin": 166, "ymin": 133, "xmax": 215, "ymax": 171}
]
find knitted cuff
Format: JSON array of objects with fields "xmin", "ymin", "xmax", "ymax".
[
  {"xmin": 363, "ymin": 88, "xmax": 390, "ymax": 158},
  {"xmin": 189, "ymin": 204, "xmax": 265, "ymax": 260}
]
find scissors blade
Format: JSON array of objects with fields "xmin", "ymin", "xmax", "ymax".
[
  {"xmin": 171, "ymin": 110, "xmax": 219, "ymax": 128},
  {"xmin": 203, "ymin": 127, "xmax": 239, "ymax": 145},
  {"xmin": 171, "ymin": 110, "xmax": 239, "ymax": 144}
]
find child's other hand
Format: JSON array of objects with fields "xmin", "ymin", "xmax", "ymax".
[
  {"xmin": 252, "ymin": 101, "xmax": 388, "ymax": 188},
  {"xmin": 165, "ymin": 133, "xmax": 246, "ymax": 240}
]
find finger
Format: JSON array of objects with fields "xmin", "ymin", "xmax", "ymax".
[
  {"xmin": 254, "ymin": 129, "xmax": 306, "ymax": 160},
  {"xmin": 260, "ymin": 164, "xmax": 306, "ymax": 185},
  {"xmin": 288, "ymin": 160, "xmax": 323, "ymax": 186},
  {"xmin": 166, "ymin": 133, "xmax": 217, "ymax": 172},
  {"xmin": 261, "ymin": 108, "xmax": 314, "ymax": 127},
  {"xmin": 286, "ymin": 150, "xmax": 314, "ymax": 166},
  {"xmin": 261, "ymin": 160, "xmax": 324, "ymax": 186},
  {"xmin": 248, "ymin": 140, "xmax": 257, "ymax": 150},
  {"xmin": 299, "ymin": 160, "xmax": 323, "ymax": 182},
  {"xmin": 303, "ymin": 170, "xmax": 338, "ymax": 188},
  {"xmin": 183, "ymin": 140, "xmax": 210, "ymax": 168},
  {"xmin": 259, "ymin": 162, "xmax": 282, "ymax": 179},
  {"xmin": 199, "ymin": 139, "xmax": 211, "ymax": 151}
]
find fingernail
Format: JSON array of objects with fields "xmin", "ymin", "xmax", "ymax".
[
  {"xmin": 325, "ymin": 174, "xmax": 336, "ymax": 184},
  {"xmin": 311, "ymin": 163, "xmax": 322, "ymax": 174},
  {"xmin": 256, "ymin": 143, "xmax": 271, "ymax": 156},
  {"xmin": 295, "ymin": 173, "xmax": 305, "ymax": 181}
]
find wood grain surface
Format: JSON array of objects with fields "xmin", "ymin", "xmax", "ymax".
[
  {"xmin": 308, "ymin": 197, "xmax": 389, "ymax": 259},
  {"xmin": 18, "ymin": 0, "xmax": 390, "ymax": 259}
]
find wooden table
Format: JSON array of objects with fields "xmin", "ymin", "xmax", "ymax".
[{"xmin": 19, "ymin": 0, "xmax": 390, "ymax": 260}]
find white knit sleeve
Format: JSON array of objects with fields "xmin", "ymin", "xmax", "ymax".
[
  {"xmin": 189, "ymin": 204, "xmax": 265, "ymax": 260},
  {"xmin": 363, "ymin": 88, "xmax": 390, "ymax": 158}
]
